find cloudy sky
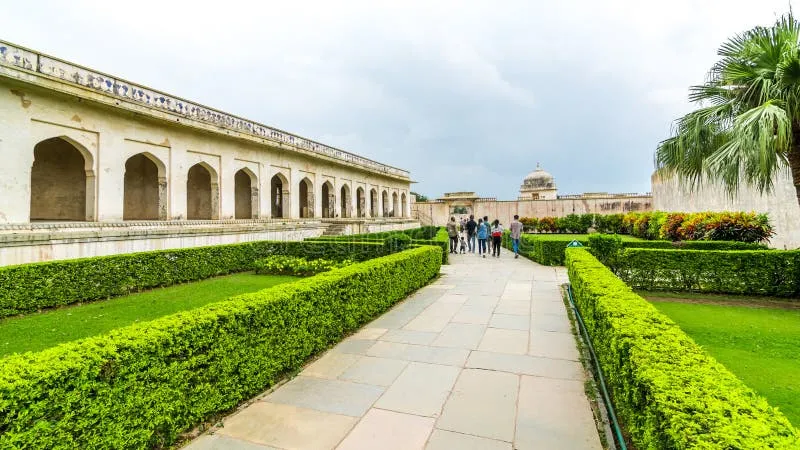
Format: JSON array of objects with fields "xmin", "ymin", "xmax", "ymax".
[{"xmin": 4, "ymin": 1, "xmax": 798, "ymax": 199}]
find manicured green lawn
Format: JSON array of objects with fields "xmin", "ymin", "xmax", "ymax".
[
  {"xmin": 523, "ymin": 233, "xmax": 644, "ymax": 242},
  {"xmin": 649, "ymin": 299, "xmax": 800, "ymax": 427},
  {"xmin": 0, "ymin": 273, "xmax": 297, "ymax": 357}
]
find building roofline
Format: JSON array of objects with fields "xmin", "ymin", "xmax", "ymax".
[{"xmin": 0, "ymin": 39, "xmax": 409, "ymax": 179}]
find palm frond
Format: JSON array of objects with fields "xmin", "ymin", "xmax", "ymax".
[
  {"xmin": 657, "ymin": 11, "xmax": 800, "ymax": 197},
  {"xmin": 705, "ymin": 101, "xmax": 791, "ymax": 194}
]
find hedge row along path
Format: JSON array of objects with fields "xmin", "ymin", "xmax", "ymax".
[
  {"xmin": 186, "ymin": 248, "xmax": 602, "ymax": 450},
  {"xmin": 0, "ymin": 273, "xmax": 298, "ymax": 357}
]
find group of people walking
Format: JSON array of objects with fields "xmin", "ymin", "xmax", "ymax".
[{"xmin": 445, "ymin": 214, "xmax": 523, "ymax": 258}]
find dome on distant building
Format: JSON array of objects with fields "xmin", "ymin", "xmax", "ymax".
[
  {"xmin": 523, "ymin": 163, "xmax": 555, "ymax": 189},
  {"xmin": 519, "ymin": 163, "xmax": 557, "ymax": 200}
]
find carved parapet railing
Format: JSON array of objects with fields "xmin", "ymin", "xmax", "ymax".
[{"xmin": 0, "ymin": 40, "xmax": 409, "ymax": 180}]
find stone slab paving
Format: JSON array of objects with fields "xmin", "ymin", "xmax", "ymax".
[{"xmin": 184, "ymin": 249, "xmax": 602, "ymax": 450}]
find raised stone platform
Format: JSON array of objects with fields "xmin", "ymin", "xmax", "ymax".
[{"xmin": 0, "ymin": 219, "xmax": 420, "ymax": 266}]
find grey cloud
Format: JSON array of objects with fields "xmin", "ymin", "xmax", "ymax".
[{"xmin": 3, "ymin": 0, "xmax": 798, "ymax": 200}]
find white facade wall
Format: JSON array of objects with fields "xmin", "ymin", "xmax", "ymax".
[
  {"xmin": 0, "ymin": 44, "xmax": 412, "ymax": 225},
  {"xmin": 652, "ymin": 172, "xmax": 800, "ymax": 249}
]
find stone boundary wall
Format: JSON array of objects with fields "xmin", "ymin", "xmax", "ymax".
[
  {"xmin": 652, "ymin": 172, "xmax": 800, "ymax": 249},
  {"xmin": 412, "ymin": 196, "xmax": 652, "ymax": 227},
  {"xmin": 0, "ymin": 219, "xmax": 419, "ymax": 266}
]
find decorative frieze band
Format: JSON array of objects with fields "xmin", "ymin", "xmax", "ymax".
[{"xmin": 0, "ymin": 41, "xmax": 409, "ymax": 179}]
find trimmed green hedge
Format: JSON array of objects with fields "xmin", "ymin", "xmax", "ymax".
[
  {"xmin": 618, "ymin": 248, "xmax": 800, "ymax": 297},
  {"xmin": 307, "ymin": 227, "xmax": 449, "ymax": 264},
  {"xmin": 0, "ymin": 240, "xmax": 390, "ymax": 318},
  {"xmin": 566, "ymin": 248, "xmax": 799, "ymax": 449},
  {"xmin": 0, "ymin": 246, "xmax": 442, "ymax": 449},
  {"xmin": 321, "ymin": 226, "xmax": 440, "ymax": 241},
  {"xmin": 506, "ymin": 234, "xmax": 768, "ymax": 266},
  {"xmin": 253, "ymin": 255, "xmax": 353, "ymax": 276}
]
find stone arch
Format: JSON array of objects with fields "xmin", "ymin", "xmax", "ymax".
[
  {"xmin": 186, "ymin": 162, "xmax": 219, "ymax": 220},
  {"xmin": 30, "ymin": 136, "xmax": 96, "ymax": 221},
  {"xmin": 123, "ymin": 152, "xmax": 167, "ymax": 220},
  {"xmin": 401, "ymin": 193, "xmax": 407, "ymax": 218},
  {"xmin": 299, "ymin": 177, "xmax": 314, "ymax": 218},
  {"xmin": 381, "ymin": 190, "xmax": 389, "ymax": 217},
  {"xmin": 392, "ymin": 192, "xmax": 399, "ymax": 218},
  {"xmin": 321, "ymin": 181, "xmax": 335, "ymax": 218},
  {"xmin": 235, "ymin": 168, "xmax": 259, "ymax": 219},
  {"xmin": 270, "ymin": 172, "xmax": 290, "ymax": 218},
  {"xmin": 356, "ymin": 187, "xmax": 365, "ymax": 218},
  {"xmin": 340, "ymin": 184, "xmax": 351, "ymax": 218},
  {"xmin": 370, "ymin": 188, "xmax": 378, "ymax": 217}
]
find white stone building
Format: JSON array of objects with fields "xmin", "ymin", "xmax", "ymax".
[
  {"xmin": 0, "ymin": 41, "xmax": 417, "ymax": 265},
  {"xmin": 518, "ymin": 164, "xmax": 558, "ymax": 200}
]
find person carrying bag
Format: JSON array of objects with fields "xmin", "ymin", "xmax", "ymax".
[{"xmin": 490, "ymin": 219, "xmax": 503, "ymax": 258}]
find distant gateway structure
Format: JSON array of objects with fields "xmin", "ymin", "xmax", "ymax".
[
  {"xmin": 413, "ymin": 164, "xmax": 652, "ymax": 225},
  {"xmin": 0, "ymin": 40, "xmax": 417, "ymax": 265}
]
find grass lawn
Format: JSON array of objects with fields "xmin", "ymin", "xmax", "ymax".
[
  {"xmin": 648, "ymin": 298, "xmax": 800, "ymax": 427},
  {"xmin": 523, "ymin": 233, "xmax": 645, "ymax": 242},
  {"xmin": 0, "ymin": 273, "xmax": 297, "ymax": 357}
]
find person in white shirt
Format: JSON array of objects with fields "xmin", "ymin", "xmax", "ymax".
[{"xmin": 490, "ymin": 219, "xmax": 503, "ymax": 258}]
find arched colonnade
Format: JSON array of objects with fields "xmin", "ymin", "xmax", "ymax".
[{"xmin": 27, "ymin": 137, "xmax": 410, "ymax": 222}]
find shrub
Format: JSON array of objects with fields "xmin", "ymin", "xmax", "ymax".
[
  {"xmin": 626, "ymin": 240, "xmax": 768, "ymax": 250},
  {"xmin": 617, "ymin": 248, "xmax": 800, "ymax": 296},
  {"xmin": 560, "ymin": 214, "xmax": 590, "ymax": 234},
  {"xmin": 0, "ymin": 240, "xmax": 391, "ymax": 319},
  {"xmin": 660, "ymin": 212, "xmax": 686, "ymax": 241},
  {"xmin": 622, "ymin": 212, "xmax": 640, "ymax": 235},
  {"xmin": 383, "ymin": 233, "xmax": 412, "ymax": 252},
  {"xmin": 646, "ymin": 211, "xmax": 667, "ymax": 240},
  {"xmin": 566, "ymin": 248, "xmax": 800, "ymax": 449},
  {"xmin": 509, "ymin": 234, "xmax": 768, "ymax": 266},
  {"xmin": 587, "ymin": 234, "xmax": 623, "ymax": 269},
  {"xmin": 324, "ymin": 226, "xmax": 440, "ymax": 241},
  {"xmin": 306, "ymin": 227, "xmax": 449, "ymax": 264},
  {"xmin": 598, "ymin": 213, "xmax": 625, "ymax": 234},
  {"xmin": 537, "ymin": 216, "xmax": 558, "ymax": 233},
  {"xmin": 0, "ymin": 246, "xmax": 443, "ymax": 449},
  {"xmin": 519, "ymin": 217, "xmax": 538, "ymax": 230},
  {"xmin": 516, "ymin": 212, "xmax": 772, "ymax": 242},
  {"xmin": 253, "ymin": 256, "xmax": 353, "ymax": 277},
  {"xmin": 705, "ymin": 212, "xmax": 774, "ymax": 243}
]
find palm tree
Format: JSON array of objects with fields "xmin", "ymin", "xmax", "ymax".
[{"xmin": 655, "ymin": 12, "xmax": 800, "ymax": 208}]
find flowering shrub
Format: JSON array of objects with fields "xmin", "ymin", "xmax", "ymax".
[
  {"xmin": 660, "ymin": 212, "xmax": 687, "ymax": 241},
  {"xmin": 536, "ymin": 216, "xmax": 558, "ymax": 233},
  {"xmin": 520, "ymin": 217, "xmax": 538, "ymax": 229},
  {"xmin": 517, "ymin": 211, "xmax": 773, "ymax": 243},
  {"xmin": 253, "ymin": 255, "xmax": 353, "ymax": 277}
]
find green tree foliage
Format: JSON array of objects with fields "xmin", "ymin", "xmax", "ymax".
[{"xmin": 411, "ymin": 191, "xmax": 429, "ymax": 202}]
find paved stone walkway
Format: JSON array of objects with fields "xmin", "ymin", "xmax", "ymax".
[{"xmin": 186, "ymin": 248, "xmax": 603, "ymax": 450}]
